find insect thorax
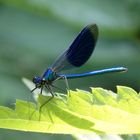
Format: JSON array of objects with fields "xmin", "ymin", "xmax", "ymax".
[{"xmin": 43, "ymin": 68, "xmax": 57, "ymax": 82}]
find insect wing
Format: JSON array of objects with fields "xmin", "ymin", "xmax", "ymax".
[{"xmin": 51, "ymin": 24, "xmax": 98, "ymax": 72}]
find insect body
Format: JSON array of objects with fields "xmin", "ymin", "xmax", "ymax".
[{"xmin": 32, "ymin": 24, "xmax": 127, "ymax": 103}]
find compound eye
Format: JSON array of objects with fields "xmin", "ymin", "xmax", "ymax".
[
  {"xmin": 32, "ymin": 77, "xmax": 36, "ymax": 83},
  {"xmin": 32, "ymin": 76, "xmax": 41, "ymax": 84}
]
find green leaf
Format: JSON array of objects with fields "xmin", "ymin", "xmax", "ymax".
[{"xmin": 0, "ymin": 79, "xmax": 139, "ymax": 134}]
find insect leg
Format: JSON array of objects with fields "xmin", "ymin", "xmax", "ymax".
[
  {"xmin": 51, "ymin": 84, "xmax": 65, "ymax": 92},
  {"xmin": 62, "ymin": 75, "xmax": 70, "ymax": 91},
  {"xmin": 38, "ymin": 85, "xmax": 54, "ymax": 120},
  {"xmin": 31, "ymin": 86, "xmax": 38, "ymax": 93}
]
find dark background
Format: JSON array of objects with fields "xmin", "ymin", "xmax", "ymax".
[{"xmin": 0, "ymin": 0, "xmax": 140, "ymax": 140}]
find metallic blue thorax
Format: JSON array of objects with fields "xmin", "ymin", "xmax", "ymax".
[{"xmin": 43, "ymin": 68, "xmax": 57, "ymax": 81}]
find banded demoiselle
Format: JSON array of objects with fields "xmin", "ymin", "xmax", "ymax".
[{"xmin": 32, "ymin": 24, "xmax": 127, "ymax": 108}]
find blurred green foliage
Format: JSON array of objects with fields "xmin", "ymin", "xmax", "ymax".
[{"xmin": 0, "ymin": 0, "xmax": 140, "ymax": 140}]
